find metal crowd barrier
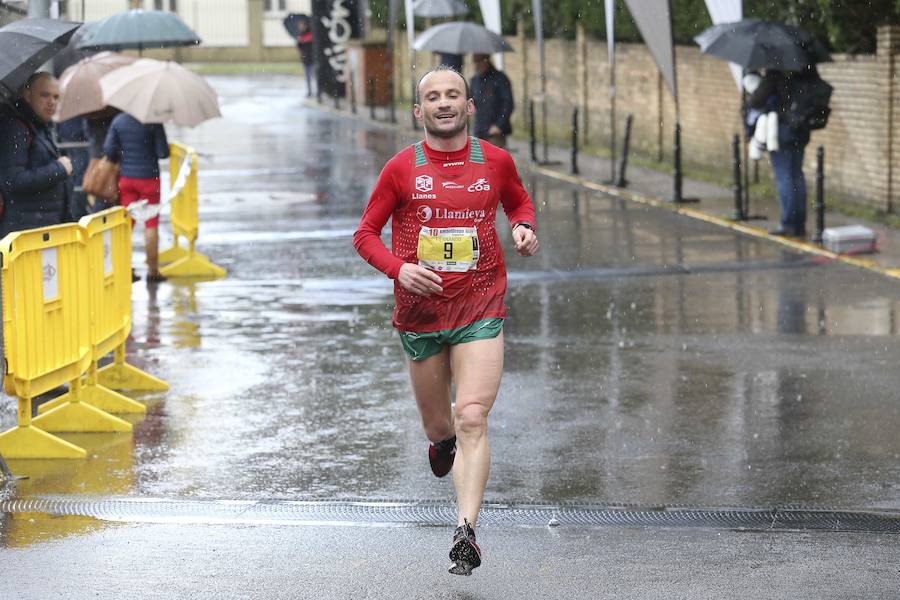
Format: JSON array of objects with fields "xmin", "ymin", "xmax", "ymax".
[{"xmin": 158, "ymin": 141, "xmax": 226, "ymax": 279}]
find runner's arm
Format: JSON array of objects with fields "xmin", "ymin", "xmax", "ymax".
[
  {"xmin": 353, "ymin": 158, "xmax": 407, "ymax": 279},
  {"xmin": 497, "ymin": 153, "xmax": 536, "ymax": 232}
]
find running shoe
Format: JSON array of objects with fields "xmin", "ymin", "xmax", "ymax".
[
  {"xmin": 448, "ymin": 519, "xmax": 481, "ymax": 576},
  {"xmin": 428, "ymin": 436, "xmax": 456, "ymax": 478}
]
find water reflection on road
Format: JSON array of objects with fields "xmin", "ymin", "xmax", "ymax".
[{"xmin": 2, "ymin": 75, "xmax": 899, "ymax": 548}]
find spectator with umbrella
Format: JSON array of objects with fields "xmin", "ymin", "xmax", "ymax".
[
  {"xmin": 0, "ymin": 18, "xmax": 82, "ymax": 238},
  {"xmin": 284, "ymin": 14, "xmax": 317, "ymax": 97},
  {"xmin": 696, "ymin": 19, "xmax": 833, "ymax": 238},
  {"xmin": 98, "ymin": 58, "xmax": 221, "ymax": 283}
]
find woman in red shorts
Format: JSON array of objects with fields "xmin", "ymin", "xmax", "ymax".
[{"xmin": 103, "ymin": 111, "xmax": 170, "ymax": 282}]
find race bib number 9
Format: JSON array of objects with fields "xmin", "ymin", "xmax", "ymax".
[{"xmin": 417, "ymin": 227, "xmax": 480, "ymax": 272}]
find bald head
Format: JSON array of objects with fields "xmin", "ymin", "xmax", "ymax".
[{"xmin": 416, "ymin": 66, "xmax": 469, "ymax": 104}]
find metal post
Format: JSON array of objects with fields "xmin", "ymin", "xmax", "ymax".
[
  {"xmin": 333, "ymin": 91, "xmax": 340, "ymax": 110},
  {"xmin": 368, "ymin": 78, "xmax": 376, "ymax": 120},
  {"xmin": 389, "ymin": 75, "xmax": 396, "ymax": 123},
  {"xmin": 529, "ymin": 101, "xmax": 538, "ymax": 163},
  {"xmin": 349, "ymin": 71, "xmax": 357, "ymax": 114},
  {"xmin": 812, "ymin": 146, "xmax": 825, "ymax": 244},
  {"xmin": 732, "ymin": 134, "xmax": 745, "ymax": 220},
  {"xmin": 570, "ymin": 107, "xmax": 579, "ymax": 176},
  {"xmin": 672, "ymin": 122, "xmax": 684, "ymax": 203},
  {"xmin": 614, "ymin": 114, "xmax": 633, "ymax": 188}
]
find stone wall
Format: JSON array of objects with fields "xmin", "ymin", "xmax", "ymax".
[{"xmin": 395, "ymin": 25, "xmax": 900, "ymax": 213}]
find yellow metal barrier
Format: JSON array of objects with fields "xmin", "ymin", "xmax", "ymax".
[
  {"xmin": 0, "ymin": 224, "xmax": 130, "ymax": 459},
  {"xmin": 159, "ymin": 141, "xmax": 226, "ymax": 279}
]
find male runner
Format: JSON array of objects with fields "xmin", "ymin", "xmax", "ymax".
[{"xmin": 353, "ymin": 66, "xmax": 539, "ymax": 575}]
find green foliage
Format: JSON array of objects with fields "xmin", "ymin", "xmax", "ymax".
[{"xmin": 368, "ymin": 0, "xmax": 899, "ymax": 53}]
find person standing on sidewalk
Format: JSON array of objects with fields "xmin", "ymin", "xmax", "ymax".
[
  {"xmin": 353, "ymin": 66, "xmax": 538, "ymax": 576},
  {"xmin": 469, "ymin": 54, "xmax": 514, "ymax": 149},
  {"xmin": 0, "ymin": 72, "xmax": 74, "ymax": 238},
  {"xmin": 102, "ymin": 111, "xmax": 169, "ymax": 283},
  {"xmin": 295, "ymin": 19, "xmax": 317, "ymax": 98},
  {"xmin": 749, "ymin": 68, "xmax": 811, "ymax": 237}
]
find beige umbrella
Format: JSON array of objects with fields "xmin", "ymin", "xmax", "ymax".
[
  {"xmin": 56, "ymin": 51, "xmax": 136, "ymax": 121},
  {"xmin": 99, "ymin": 58, "xmax": 220, "ymax": 127}
]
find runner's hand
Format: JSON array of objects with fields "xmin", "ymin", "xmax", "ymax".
[
  {"xmin": 513, "ymin": 225, "xmax": 539, "ymax": 256},
  {"xmin": 398, "ymin": 263, "xmax": 443, "ymax": 296}
]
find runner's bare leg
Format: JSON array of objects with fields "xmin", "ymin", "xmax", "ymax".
[
  {"xmin": 449, "ymin": 333, "xmax": 503, "ymax": 527},
  {"xmin": 408, "ymin": 347, "xmax": 455, "ymax": 443}
]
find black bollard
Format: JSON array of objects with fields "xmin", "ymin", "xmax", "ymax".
[
  {"xmin": 350, "ymin": 75, "xmax": 357, "ymax": 114},
  {"xmin": 368, "ymin": 78, "xmax": 376, "ymax": 120},
  {"xmin": 570, "ymin": 107, "xmax": 579, "ymax": 176},
  {"xmin": 529, "ymin": 101, "xmax": 538, "ymax": 163},
  {"xmin": 812, "ymin": 146, "xmax": 825, "ymax": 244},
  {"xmin": 670, "ymin": 122, "xmax": 698, "ymax": 203},
  {"xmin": 732, "ymin": 134, "xmax": 745, "ymax": 220},
  {"xmin": 614, "ymin": 114, "xmax": 633, "ymax": 188},
  {"xmin": 673, "ymin": 122, "xmax": 684, "ymax": 202}
]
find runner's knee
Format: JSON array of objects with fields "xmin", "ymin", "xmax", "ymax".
[{"xmin": 455, "ymin": 402, "xmax": 488, "ymax": 436}]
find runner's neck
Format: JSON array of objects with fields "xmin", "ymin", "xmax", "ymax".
[{"xmin": 422, "ymin": 138, "xmax": 470, "ymax": 163}]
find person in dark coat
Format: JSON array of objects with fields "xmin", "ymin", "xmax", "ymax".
[
  {"xmin": 469, "ymin": 54, "xmax": 514, "ymax": 149},
  {"xmin": 0, "ymin": 72, "xmax": 74, "ymax": 238},
  {"xmin": 296, "ymin": 19, "xmax": 317, "ymax": 97},
  {"xmin": 103, "ymin": 111, "xmax": 169, "ymax": 282},
  {"xmin": 749, "ymin": 69, "xmax": 812, "ymax": 237}
]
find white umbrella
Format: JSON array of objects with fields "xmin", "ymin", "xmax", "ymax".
[
  {"xmin": 413, "ymin": 21, "xmax": 513, "ymax": 54},
  {"xmin": 99, "ymin": 58, "xmax": 220, "ymax": 127},
  {"xmin": 413, "ymin": 0, "xmax": 468, "ymax": 17},
  {"xmin": 57, "ymin": 51, "xmax": 136, "ymax": 121}
]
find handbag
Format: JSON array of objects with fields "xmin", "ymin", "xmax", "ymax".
[{"xmin": 83, "ymin": 157, "xmax": 120, "ymax": 203}]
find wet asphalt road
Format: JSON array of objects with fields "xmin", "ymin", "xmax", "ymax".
[{"xmin": 1, "ymin": 75, "xmax": 899, "ymax": 598}]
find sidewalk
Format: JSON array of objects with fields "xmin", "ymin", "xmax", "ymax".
[{"xmin": 318, "ymin": 98, "xmax": 900, "ymax": 280}]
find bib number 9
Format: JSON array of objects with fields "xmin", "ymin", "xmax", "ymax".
[{"xmin": 417, "ymin": 227, "xmax": 480, "ymax": 272}]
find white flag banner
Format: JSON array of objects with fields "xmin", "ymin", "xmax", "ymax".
[
  {"xmin": 623, "ymin": 0, "xmax": 677, "ymax": 103},
  {"xmin": 478, "ymin": 0, "xmax": 503, "ymax": 69},
  {"xmin": 703, "ymin": 0, "xmax": 743, "ymax": 89},
  {"xmin": 404, "ymin": 0, "xmax": 416, "ymax": 54},
  {"xmin": 532, "ymin": 0, "xmax": 543, "ymax": 89},
  {"xmin": 605, "ymin": 0, "xmax": 615, "ymax": 98}
]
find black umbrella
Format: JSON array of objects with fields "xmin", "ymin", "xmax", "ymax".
[
  {"xmin": 0, "ymin": 18, "xmax": 82, "ymax": 101},
  {"xmin": 695, "ymin": 19, "xmax": 831, "ymax": 72},
  {"xmin": 283, "ymin": 13, "xmax": 311, "ymax": 40}
]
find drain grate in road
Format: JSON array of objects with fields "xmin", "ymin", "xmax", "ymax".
[{"xmin": 2, "ymin": 497, "xmax": 898, "ymax": 533}]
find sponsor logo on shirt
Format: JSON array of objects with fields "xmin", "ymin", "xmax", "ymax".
[
  {"xmin": 442, "ymin": 181, "xmax": 464, "ymax": 189},
  {"xmin": 413, "ymin": 193, "xmax": 437, "ymax": 200},
  {"xmin": 415, "ymin": 175, "xmax": 433, "ymax": 192},
  {"xmin": 416, "ymin": 206, "xmax": 487, "ymax": 223},
  {"xmin": 417, "ymin": 206, "xmax": 433, "ymax": 222},
  {"xmin": 467, "ymin": 178, "xmax": 491, "ymax": 192},
  {"xmin": 443, "ymin": 161, "xmax": 465, "ymax": 168}
]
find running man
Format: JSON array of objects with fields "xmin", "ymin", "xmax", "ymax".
[{"xmin": 353, "ymin": 66, "xmax": 539, "ymax": 575}]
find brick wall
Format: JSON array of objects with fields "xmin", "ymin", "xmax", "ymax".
[{"xmin": 394, "ymin": 25, "xmax": 900, "ymax": 213}]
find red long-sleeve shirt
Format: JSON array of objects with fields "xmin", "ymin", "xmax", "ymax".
[{"xmin": 353, "ymin": 137, "xmax": 535, "ymax": 333}]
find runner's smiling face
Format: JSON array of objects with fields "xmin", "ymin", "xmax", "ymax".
[{"xmin": 414, "ymin": 70, "xmax": 474, "ymax": 140}]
